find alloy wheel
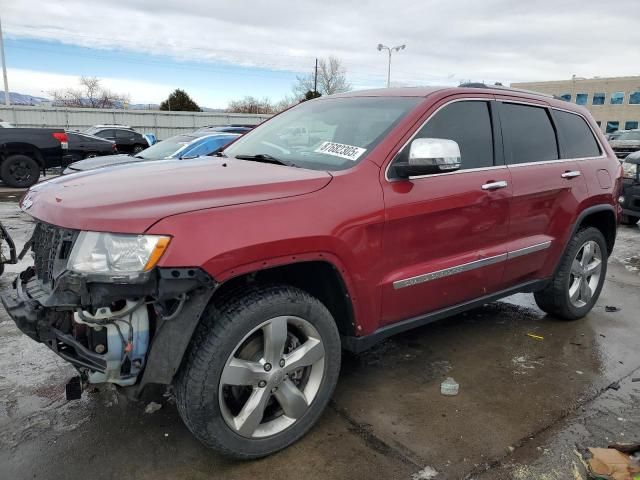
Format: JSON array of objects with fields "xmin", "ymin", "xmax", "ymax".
[
  {"xmin": 218, "ymin": 316, "xmax": 325, "ymax": 438},
  {"xmin": 568, "ymin": 240, "xmax": 602, "ymax": 308},
  {"xmin": 9, "ymin": 160, "xmax": 33, "ymax": 184}
]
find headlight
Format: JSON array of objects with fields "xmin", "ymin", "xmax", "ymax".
[
  {"xmin": 67, "ymin": 232, "xmax": 171, "ymax": 275},
  {"xmin": 623, "ymin": 161, "xmax": 638, "ymax": 179}
]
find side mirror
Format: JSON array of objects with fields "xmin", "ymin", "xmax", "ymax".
[{"xmin": 393, "ymin": 138, "xmax": 461, "ymax": 178}]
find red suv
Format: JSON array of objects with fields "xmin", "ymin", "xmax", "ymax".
[{"xmin": 1, "ymin": 85, "xmax": 622, "ymax": 458}]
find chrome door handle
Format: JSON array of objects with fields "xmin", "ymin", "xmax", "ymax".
[
  {"xmin": 481, "ymin": 180, "xmax": 508, "ymax": 191},
  {"xmin": 561, "ymin": 170, "xmax": 581, "ymax": 179}
]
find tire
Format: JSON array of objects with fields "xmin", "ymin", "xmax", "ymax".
[
  {"xmin": 620, "ymin": 214, "xmax": 639, "ymax": 226},
  {"xmin": 534, "ymin": 227, "xmax": 608, "ymax": 320},
  {"xmin": 133, "ymin": 144, "xmax": 145, "ymax": 154},
  {"xmin": 175, "ymin": 284, "xmax": 341, "ymax": 459},
  {"xmin": 0, "ymin": 154, "xmax": 41, "ymax": 188}
]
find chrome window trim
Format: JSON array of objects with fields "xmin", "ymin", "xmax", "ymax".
[
  {"xmin": 507, "ymin": 158, "xmax": 590, "ymax": 168},
  {"xmin": 385, "ymin": 97, "xmax": 608, "ymax": 183},
  {"xmin": 392, "ymin": 241, "xmax": 552, "ymax": 289},
  {"xmin": 406, "ymin": 165, "xmax": 507, "ymax": 181},
  {"xmin": 384, "ymin": 97, "xmax": 494, "ymax": 182}
]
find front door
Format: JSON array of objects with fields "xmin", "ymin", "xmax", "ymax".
[{"xmin": 380, "ymin": 97, "xmax": 512, "ymax": 325}]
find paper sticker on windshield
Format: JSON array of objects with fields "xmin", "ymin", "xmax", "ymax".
[{"xmin": 315, "ymin": 142, "xmax": 366, "ymax": 161}]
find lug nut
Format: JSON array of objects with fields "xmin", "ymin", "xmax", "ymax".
[
  {"xmin": 271, "ymin": 387, "xmax": 278, "ymax": 393},
  {"xmin": 258, "ymin": 380, "xmax": 267, "ymax": 388},
  {"xmin": 94, "ymin": 344, "xmax": 105, "ymax": 354},
  {"xmin": 279, "ymin": 359, "xmax": 285, "ymax": 367},
  {"xmin": 264, "ymin": 363, "xmax": 272, "ymax": 372}
]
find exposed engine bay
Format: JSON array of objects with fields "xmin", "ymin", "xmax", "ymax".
[{"xmin": 73, "ymin": 299, "xmax": 150, "ymax": 386}]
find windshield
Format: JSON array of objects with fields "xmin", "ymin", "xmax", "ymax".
[
  {"xmin": 224, "ymin": 96, "xmax": 421, "ymax": 170},
  {"xmin": 617, "ymin": 131, "xmax": 640, "ymax": 141},
  {"xmin": 136, "ymin": 135, "xmax": 196, "ymax": 159}
]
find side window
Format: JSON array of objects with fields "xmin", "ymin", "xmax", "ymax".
[
  {"xmin": 400, "ymin": 101, "xmax": 494, "ymax": 170},
  {"xmin": 182, "ymin": 138, "xmax": 222, "ymax": 157},
  {"xmin": 116, "ymin": 129, "xmax": 134, "ymax": 141},
  {"xmin": 500, "ymin": 103, "xmax": 558, "ymax": 164},
  {"xmin": 553, "ymin": 110, "xmax": 601, "ymax": 158},
  {"xmin": 95, "ymin": 129, "xmax": 114, "ymax": 139}
]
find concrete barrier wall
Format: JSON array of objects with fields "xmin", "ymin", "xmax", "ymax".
[{"xmin": 0, "ymin": 106, "xmax": 272, "ymax": 139}]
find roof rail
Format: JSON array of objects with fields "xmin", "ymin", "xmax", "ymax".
[{"xmin": 458, "ymin": 82, "xmax": 556, "ymax": 99}]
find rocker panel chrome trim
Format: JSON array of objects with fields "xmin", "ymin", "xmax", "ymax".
[{"xmin": 392, "ymin": 241, "xmax": 552, "ymax": 289}]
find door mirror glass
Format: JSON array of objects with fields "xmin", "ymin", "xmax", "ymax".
[{"xmin": 394, "ymin": 138, "xmax": 461, "ymax": 178}]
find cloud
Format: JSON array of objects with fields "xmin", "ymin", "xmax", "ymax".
[
  {"xmin": 3, "ymin": 0, "xmax": 640, "ymax": 89},
  {"xmin": 7, "ymin": 68, "xmax": 177, "ymax": 105}
]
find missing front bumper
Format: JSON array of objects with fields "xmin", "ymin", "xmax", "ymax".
[{"xmin": 1, "ymin": 266, "xmax": 217, "ymax": 392}]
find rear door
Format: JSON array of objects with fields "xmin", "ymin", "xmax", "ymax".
[
  {"xmin": 116, "ymin": 129, "xmax": 136, "ymax": 152},
  {"xmin": 380, "ymin": 97, "xmax": 512, "ymax": 325},
  {"xmin": 94, "ymin": 129, "xmax": 116, "ymax": 142},
  {"xmin": 497, "ymin": 99, "xmax": 589, "ymax": 287}
]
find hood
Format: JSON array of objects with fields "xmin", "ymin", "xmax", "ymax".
[
  {"xmin": 23, "ymin": 158, "xmax": 332, "ymax": 233},
  {"xmin": 65, "ymin": 154, "xmax": 145, "ymax": 172}
]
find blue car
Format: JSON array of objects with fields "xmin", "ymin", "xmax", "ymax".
[{"xmin": 62, "ymin": 132, "xmax": 240, "ymax": 174}]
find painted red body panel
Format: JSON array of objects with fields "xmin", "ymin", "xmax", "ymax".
[{"xmin": 22, "ymin": 87, "xmax": 622, "ymax": 338}]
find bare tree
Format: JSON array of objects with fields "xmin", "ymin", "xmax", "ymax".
[
  {"xmin": 272, "ymin": 95, "xmax": 298, "ymax": 112},
  {"xmin": 50, "ymin": 77, "xmax": 130, "ymax": 109},
  {"xmin": 227, "ymin": 94, "xmax": 299, "ymax": 115},
  {"xmin": 293, "ymin": 57, "xmax": 351, "ymax": 99}
]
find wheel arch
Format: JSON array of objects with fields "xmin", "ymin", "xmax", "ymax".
[
  {"xmin": 0, "ymin": 143, "xmax": 45, "ymax": 167},
  {"xmin": 573, "ymin": 204, "xmax": 617, "ymax": 255},
  {"xmin": 137, "ymin": 259, "xmax": 358, "ymax": 394},
  {"xmin": 213, "ymin": 259, "xmax": 357, "ymax": 338}
]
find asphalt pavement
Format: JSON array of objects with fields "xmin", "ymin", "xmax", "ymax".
[{"xmin": 1, "ymin": 194, "xmax": 638, "ymax": 479}]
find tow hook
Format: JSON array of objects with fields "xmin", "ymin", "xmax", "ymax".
[{"xmin": 65, "ymin": 375, "xmax": 83, "ymax": 401}]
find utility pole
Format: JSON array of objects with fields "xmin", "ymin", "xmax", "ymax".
[
  {"xmin": 0, "ymin": 16, "xmax": 10, "ymax": 105},
  {"xmin": 377, "ymin": 43, "xmax": 406, "ymax": 88},
  {"xmin": 313, "ymin": 58, "xmax": 318, "ymax": 96}
]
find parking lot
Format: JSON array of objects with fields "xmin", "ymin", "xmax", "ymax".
[{"xmin": 1, "ymin": 192, "xmax": 638, "ymax": 479}]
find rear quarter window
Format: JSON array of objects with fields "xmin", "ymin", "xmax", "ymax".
[
  {"xmin": 500, "ymin": 103, "xmax": 558, "ymax": 164},
  {"xmin": 552, "ymin": 110, "xmax": 601, "ymax": 158}
]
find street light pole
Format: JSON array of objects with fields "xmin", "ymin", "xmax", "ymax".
[
  {"xmin": 0, "ymin": 16, "xmax": 10, "ymax": 105},
  {"xmin": 377, "ymin": 43, "xmax": 406, "ymax": 88}
]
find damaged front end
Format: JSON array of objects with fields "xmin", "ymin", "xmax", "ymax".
[{"xmin": 1, "ymin": 222, "xmax": 216, "ymax": 396}]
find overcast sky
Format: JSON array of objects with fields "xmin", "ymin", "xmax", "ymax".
[{"xmin": 2, "ymin": 0, "xmax": 639, "ymax": 107}]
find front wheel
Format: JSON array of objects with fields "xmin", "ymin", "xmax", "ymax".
[
  {"xmin": 132, "ymin": 144, "xmax": 145, "ymax": 154},
  {"xmin": 534, "ymin": 227, "xmax": 607, "ymax": 320},
  {"xmin": 175, "ymin": 285, "xmax": 341, "ymax": 459}
]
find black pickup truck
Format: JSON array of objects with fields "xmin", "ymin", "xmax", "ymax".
[{"xmin": 0, "ymin": 128, "xmax": 71, "ymax": 187}]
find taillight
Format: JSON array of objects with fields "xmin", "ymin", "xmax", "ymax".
[{"xmin": 52, "ymin": 132, "xmax": 69, "ymax": 149}]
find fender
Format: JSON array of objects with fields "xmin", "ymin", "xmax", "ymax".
[{"xmin": 214, "ymin": 251, "xmax": 363, "ymax": 332}]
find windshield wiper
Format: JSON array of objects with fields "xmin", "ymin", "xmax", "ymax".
[{"xmin": 234, "ymin": 153, "xmax": 298, "ymax": 167}]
